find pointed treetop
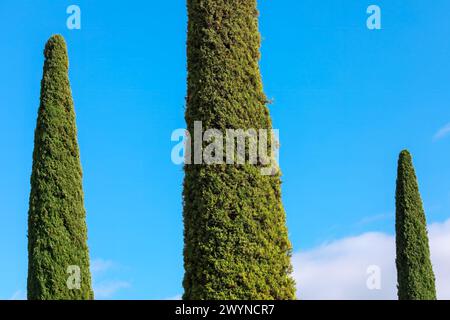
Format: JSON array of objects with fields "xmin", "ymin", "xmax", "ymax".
[
  {"xmin": 399, "ymin": 149, "xmax": 411, "ymax": 158},
  {"xmin": 398, "ymin": 149, "xmax": 412, "ymax": 163},
  {"xmin": 44, "ymin": 34, "xmax": 69, "ymax": 69},
  {"xmin": 397, "ymin": 149, "xmax": 417, "ymax": 182}
]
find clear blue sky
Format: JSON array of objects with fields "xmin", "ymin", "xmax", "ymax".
[{"xmin": 1, "ymin": 0, "xmax": 450, "ymax": 299}]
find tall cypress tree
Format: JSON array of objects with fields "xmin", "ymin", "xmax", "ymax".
[
  {"xmin": 27, "ymin": 35, "xmax": 93, "ymax": 300},
  {"xmin": 183, "ymin": 1, "xmax": 295, "ymax": 299},
  {"xmin": 395, "ymin": 150, "xmax": 436, "ymax": 300}
]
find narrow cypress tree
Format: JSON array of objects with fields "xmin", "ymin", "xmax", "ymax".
[
  {"xmin": 395, "ymin": 150, "xmax": 436, "ymax": 300},
  {"xmin": 183, "ymin": 1, "xmax": 295, "ymax": 299},
  {"xmin": 27, "ymin": 35, "xmax": 93, "ymax": 300}
]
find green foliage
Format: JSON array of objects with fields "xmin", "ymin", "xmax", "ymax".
[
  {"xmin": 183, "ymin": 0, "xmax": 295, "ymax": 299},
  {"xmin": 395, "ymin": 150, "xmax": 436, "ymax": 300},
  {"xmin": 27, "ymin": 35, "xmax": 93, "ymax": 300}
]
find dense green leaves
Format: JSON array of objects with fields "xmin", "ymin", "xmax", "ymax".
[
  {"xmin": 27, "ymin": 35, "xmax": 93, "ymax": 300},
  {"xmin": 395, "ymin": 150, "xmax": 436, "ymax": 300},
  {"xmin": 183, "ymin": 0, "xmax": 295, "ymax": 299}
]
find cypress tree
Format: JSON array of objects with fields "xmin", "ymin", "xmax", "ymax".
[
  {"xmin": 395, "ymin": 150, "xmax": 436, "ymax": 300},
  {"xmin": 183, "ymin": 0, "xmax": 295, "ymax": 299},
  {"xmin": 27, "ymin": 35, "xmax": 93, "ymax": 300}
]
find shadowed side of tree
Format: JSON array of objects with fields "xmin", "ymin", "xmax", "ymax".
[
  {"xmin": 27, "ymin": 35, "xmax": 93, "ymax": 300},
  {"xmin": 395, "ymin": 150, "xmax": 436, "ymax": 300},
  {"xmin": 183, "ymin": 0, "xmax": 295, "ymax": 299}
]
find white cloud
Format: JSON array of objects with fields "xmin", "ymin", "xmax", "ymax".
[
  {"xmin": 91, "ymin": 258, "xmax": 130, "ymax": 299},
  {"xmin": 433, "ymin": 123, "xmax": 450, "ymax": 141},
  {"xmin": 8, "ymin": 290, "xmax": 26, "ymax": 300},
  {"xmin": 355, "ymin": 213, "xmax": 390, "ymax": 226},
  {"xmin": 429, "ymin": 219, "xmax": 450, "ymax": 299},
  {"xmin": 94, "ymin": 281, "xmax": 131, "ymax": 299},
  {"xmin": 293, "ymin": 232, "xmax": 396, "ymax": 300},
  {"xmin": 91, "ymin": 259, "xmax": 115, "ymax": 275},
  {"xmin": 293, "ymin": 218, "xmax": 450, "ymax": 300}
]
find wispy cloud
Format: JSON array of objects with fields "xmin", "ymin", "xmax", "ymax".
[
  {"xmin": 94, "ymin": 281, "xmax": 131, "ymax": 299},
  {"xmin": 9, "ymin": 290, "xmax": 26, "ymax": 300},
  {"xmin": 355, "ymin": 213, "xmax": 391, "ymax": 227},
  {"xmin": 433, "ymin": 123, "xmax": 450, "ymax": 141},
  {"xmin": 293, "ymin": 218, "xmax": 450, "ymax": 300},
  {"xmin": 91, "ymin": 259, "xmax": 115, "ymax": 275},
  {"xmin": 91, "ymin": 258, "xmax": 131, "ymax": 299}
]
